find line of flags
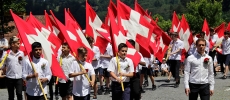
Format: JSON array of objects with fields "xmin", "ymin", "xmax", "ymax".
[{"xmin": 10, "ymin": 0, "xmax": 229, "ymax": 79}]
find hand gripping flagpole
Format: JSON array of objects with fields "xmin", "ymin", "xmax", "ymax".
[
  {"xmin": 55, "ymin": 56, "xmax": 62, "ymax": 85},
  {"xmin": 0, "ymin": 53, "xmax": 8, "ymax": 68},
  {"xmin": 116, "ymin": 53, "xmax": 124, "ymax": 91},
  {"xmin": 73, "ymin": 52, "xmax": 92, "ymax": 85},
  {"xmin": 165, "ymin": 44, "xmax": 172, "ymax": 61},
  {"xmin": 212, "ymin": 42, "xmax": 222, "ymax": 52}
]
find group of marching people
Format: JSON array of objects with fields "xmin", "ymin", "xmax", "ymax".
[{"xmin": 0, "ymin": 27, "xmax": 229, "ymax": 100}]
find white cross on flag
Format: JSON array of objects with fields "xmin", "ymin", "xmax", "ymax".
[
  {"xmin": 117, "ymin": 0, "xmax": 154, "ymax": 57},
  {"xmin": 171, "ymin": 11, "xmax": 180, "ymax": 32},
  {"xmin": 202, "ymin": 18, "xmax": 210, "ymax": 40},
  {"xmin": 108, "ymin": 7, "xmax": 141, "ymax": 68},
  {"xmin": 86, "ymin": 1, "xmax": 111, "ymax": 54},
  {"xmin": 10, "ymin": 10, "xmax": 66, "ymax": 80}
]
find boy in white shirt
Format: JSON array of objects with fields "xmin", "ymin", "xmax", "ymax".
[
  {"xmin": 221, "ymin": 31, "xmax": 230, "ymax": 79},
  {"xmin": 152, "ymin": 61, "xmax": 159, "ymax": 77},
  {"xmin": 69, "ymin": 47, "xmax": 95, "ymax": 100},
  {"xmin": 57, "ymin": 43, "xmax": 75, "ymax": 100},
  {"xmin": 22, "ymin": 42, "xmax": 52, "ymax": 100},
  {"xmin": 161, "ymin": 58, "xmax": 170, "ymax": 76}
]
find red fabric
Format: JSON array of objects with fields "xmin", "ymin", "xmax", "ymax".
[{"xmin": 171, "ymin": 11, "xmax": 180, "ymax": 32}]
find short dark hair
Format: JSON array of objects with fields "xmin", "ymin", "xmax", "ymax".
[
  {"xmin": 210, "ymin": 28, "xmax": 214, "ymax": 32},
  {"xmin": 77, "ymin": 47, "xmax": 87, "ymax": 55},
  {"xmin": 86, "ymin": 36, "xmax": 94, "ymax": 44},
  {"xmin": 32, "ymin": 42, "xmax": 42, "ymax": 50},
  {"xmin": 62, "ymin": 42, "xmax": 69, "ymax": 48},
  {"xmin": 200, "ymin": 31, "xmax": 205, "ymax": 36},
  {"xmin": 224, "ymin": 31, "xmax": 230, "ymax": 35},
  {"xmin": 128, "ymin": 39, "xmax": 135, "ymax": 47},
  {"xmin": 196, "ymin": 38, "xmax": 206, "ymax": 46},
  {"xmin": 118, "ymin": 43, "xmax": 128, "ymax": 51}
]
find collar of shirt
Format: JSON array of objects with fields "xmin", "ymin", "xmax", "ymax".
[
  {"xmin": 79, "ymin": 60, "xmax": 85, "ymax": 65},
  {"xmin": 9, "ymin": 50, "xmax": 20, "ymax": 56},
  {"xmin": 61, "ymin": 53, "xmax": 73, "ymax": 59},
  {"xmin": 195, "ymin": 51, "xmax": 206, "ymax": 57},
  {"xmin": 119, "ymin": 57, "xmax": 128, "ymax": 62},
  {"xmin": 32, "ymin": 56, "xmax": 41, "ymax": 63}
]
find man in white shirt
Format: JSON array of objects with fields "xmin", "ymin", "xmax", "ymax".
[
  {"xmin": 0, "ymin": 36, "xmax": 25, "ymax": 100},
  {"xmin": 69, "ymin": 47, "xmax": 95, "ymax": 100},
  {"xmin": 86, "ymin": 36, "xmax": 100, "ymax": 99},
  {"xmin": 99, "ymin": 43, "xmax": 113, "ymax": 95},
  {"xmin": 184, "ymin": 38, "xmax": 214, "ymax": 100},
  {"xmin": 0, "ymin": 32, "xmax": 9, "ymax": 50},
  {"xmin": 221, "ymin": 31, "xmax": 230, "ymax": 79},
  {"xmin": 107, "ymin": 43, "xmax": 134, "ymax": 100},
  {"xmin": 22, "ymin": 42, "xmax": 52, "ymax": 100},
  {"xmin": 57, "ymin": 43, "xmax": 75, "ymax": 100},
  {"xmin": 168, "ymin": 32, "xmax": 184, "ymax": 88}
]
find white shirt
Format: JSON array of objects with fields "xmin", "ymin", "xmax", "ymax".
[
  {"xmin": 22, "ymin": 56, "xmax": 52, "ymax": 96},
  {"xmin": 107, "ymin": 57, "xmax": 134, "ymax": 82},
  {"xmin": 151, "ymin": 64, "xmax": 159, "ymax": 70},
  {"xmin": 1, "ymin": 50, "xmax": 25, "ymax": 79},
  {"xmin": 92, "ymin": 46, "xmax": 100, "ymax": 69},
  {"xmin": 169, "ymin": 39, "xmax": 184, "ymax": 60},
  {"xmin": 143, "ymin": 55, "xmax": 154, "ymax": 68},
  {"xmin": 100, "ymin": 43, "xmax": 113, "ymax": 69},
  {"xmin": 221, "ymin": 38, "xmax": 230, "ymax": 55},
  {"xmin": 184, "ymin": 51, "xmax": 214, "ymax": 90},
  {"xmin": 69, "ymin": 61, "xmax": 95, "ymax": 96},
  {"xmin": 161, "ymin": 63, "xmax": 168, "ymax": 69},
  {"xmin": 0, "ymin": 38, "xmax": 8, "ymax": 48},
  {"xmin": 210, "ymin": 34, "xmax": 218, "ymax": 44},
  {"xmin": 137, "ymin": 52, "xmax": 145, "ymax": 72},
  {"xmin": 57, "ymin": 54, "xmax": 75, "ymax": 83}
]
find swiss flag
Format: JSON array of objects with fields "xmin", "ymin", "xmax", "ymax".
[
  {"xmin": 104, "ymin": 0, "xmax": 117, "ymax": 33},
  {"xmin": 227, "ymin": 22, "xmax": 230, "ymax": 31},
  {"xmin": 27, "ymin": 13, "xmax": 61, "ymax": 57},
  {"xmin": 171, "ymin": 11, "xmax": 180, "ymax": 32},
  {"xmin": 86, "ymin": 1, "xmax": 111, "ymax": 54},
  {"xmin": 155, "ymin": 32, "xmax": 171, "ymax": 62},
  {"xmin": 108, "ymin": 7, "xmax": 141, "ymax": 68},
  {"xmin": 65, "ymin": 9, "xmax": 94, "ymax": 63},
  {"xmin": 177, "ymin": 15, "xmax": 193, "ymax": 51},
  {"xmin": 10, "ymin": 10, "xmax": 66, "ymax": 80},
  {"xmin": 202, "ymin": 18, "xmax": 210, "ymax": 40},
  {"xmin": 214, "ymin": 22, "xmax": 225, "ymax": 49},
  {"xmin": 44, "ymin": 11, "xmax": 65, "ymax": 42},
  {"xmin": 117, "ymin": 0, "xmax": 154, "ymax": 57},
  {"xmin": 134, "ymin": 0, "xmax": 161, "ymax": 55}
]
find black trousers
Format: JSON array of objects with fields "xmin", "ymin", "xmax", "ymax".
[
  {"xmin": 168, "ymin": 60, "xmax": 180, "ymax": 83},
  {"xmin": 209, "ymin": 50, "xmax": 216, "ymax": 74},
  {"xmin": 48, "ymin": 76, "xmax": 54, "ymax": 100},
  {"xmin": 112, "ymin": 82, "xmax": 130, "ymax": 100},
  {"xmin": 130, "ymin": 73, "xmax": 141, "ymax": 100},
  {"xmin": 73, "ymin": 94, "xmax": 90, "ymax": 100},
  {"xmin": 218, "ymin": 53, "xmax": 225, "ymax": 73},
  {"xmin": 27, "ymin": 94, "xmax": 46, "ymax": 100},
  {"xmin": 6, "ymin": 78, "xmax": 23, "ymax": 100},
  {"xmin": 189, "ymin": 83, "xmax": 210, "ymax": 100}
]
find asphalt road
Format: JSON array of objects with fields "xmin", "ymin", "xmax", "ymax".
[{"xmin": 0, "ymin": 72, "xmax": 230, "ymax": 100}]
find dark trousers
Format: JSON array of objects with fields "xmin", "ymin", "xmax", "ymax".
[
  {"xmin": 112, "ymin": 82, "xmax": 130, "ymax": 100},
  {"xmin": 130, "ymin": 73, "xmax": 141, "ymax": 100},
  {"xmin": 218, "ymin": 53, "xmax": 225, "ymax": 73},
  {"xmin": 209, "ymin": 50, "xmax": 216, "ymax": 74},
  {"xmin": 48, "ymin": 76, "xmax": 54, "ymax": 100},
  {"xmin": 73, "ymin": 94, "xmax": 90, "ymax": 100},
  {"xmin": 26, "ymin": 94, "xmax": 46, "ymax": 100},
  {"xmin": 189, "ymin": 83, "xmax": 210, "ymax": 100},
  {"xmin": 6, "ymin": 78, "xmax": 23, "ymax": 100},
  {"xmin": 168, "ymin": 60, "xmax": 181, "ymax": 83}
]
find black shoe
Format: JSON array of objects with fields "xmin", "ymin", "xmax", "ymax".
[
  {"xmin": 174, "ymin": 84, "xmax": 179, "ymax": 88},
  {"xmin": 223, "ymin": 75, "xmax": 227, "ymax": 79},
  {"xmin": 143, "ymin": 80, "xmax": 149, "ymax": 87},
  {"xmin": 165, "ymin": 79, "xmax": 170, "ymax": 83},
  {"xmin": 100, "ymin": 86, "xmax": 104, "ymax": 92},
  {"xmin": 141, "ymin": 88, "xmax": 145, "ymax": 93},
  {"xmin": 104, "ymin": 88, "xmax": 110, "ymax": 95},
  {"xmin": 98, "ymin": 89, "xmax": 102, "ymax": 95},
  {"xmin": 152, "ymin": 85, "xmax": 156, "ymax": 91}
]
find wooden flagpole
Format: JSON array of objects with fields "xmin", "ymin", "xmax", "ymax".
[{"xmin": 116, "ymin": 53, "xmax": 124, "ymax": 91}]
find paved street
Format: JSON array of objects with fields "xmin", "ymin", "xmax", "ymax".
[{"xmin": 0, "ymin": 72, "xmax": 230, "ymax": 100}]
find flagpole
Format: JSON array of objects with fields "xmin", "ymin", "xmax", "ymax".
[
  {"xmin": 73, "ymin": 52, "xmax": 92, "ymax": 85},
  {"xmin": 0, "ymin": 53, "xmax": 8, "ymax": 68},
  {"xmin": 116, "ymin": 53, "xmax": 124, "ymax": 91},
  {"xmin": 165, "ymin": 44, "xmax": 172, "ymax": 61}
]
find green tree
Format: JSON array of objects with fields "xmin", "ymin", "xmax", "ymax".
[
  {"xmin": 152, "ymin": 14, "xmax": 171, "ymax": 31},
  {"xmin": 185, "ymin": 0, "xmax": 224, "ymax": 31},
  {"xmin": 1, "ymin": 0, "xmax": 26, "ymax": 33}
]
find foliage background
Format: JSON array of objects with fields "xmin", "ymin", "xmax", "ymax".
[{"xmin": 1, "ymin": 0, "xmax": 230, "ymax": 32}]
